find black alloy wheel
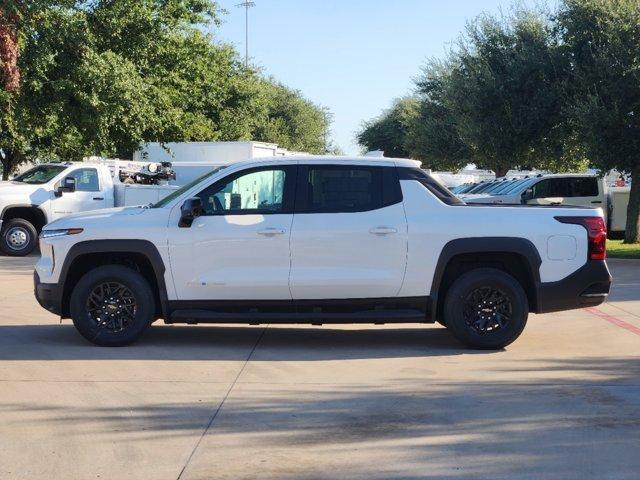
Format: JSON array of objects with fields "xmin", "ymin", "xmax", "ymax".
[
  {"xmin": 443, "ymin": 268, "xmax": 528, "ymax": 349},
  {"xmin": 86, "ymin": 281, "xmax": 137, "ymax": 333},
  {"xmin": 70, "ymin": 265, "xmax": 155, "ymax": 346},
  {"xmin": 462, "ymin": 286, "xmax": 513, "ymax": 334}
]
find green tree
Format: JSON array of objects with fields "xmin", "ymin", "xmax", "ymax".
[
  {"xmin": 253, "ymin": 80, "xmax": 329, "ymax": 154},
  {"xmin": 405, "ymin": 63, "xmax": 471, "ymax": 171},
  {"xmin": 557, "ymin": 0, "xmax": 640, "ymax": 243},
  {"xmin": 357, "ymin": 97, "xmax": 419, "ymax": 158},
  {"xmin": 1, "ymin": 0, "xmax": 331, "ymax": 178}
]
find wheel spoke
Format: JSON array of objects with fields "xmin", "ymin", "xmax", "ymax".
[
  {"xmin": 85, "ymin": 281, "xmax": 137, "ymax": 333},
  {"xmin": 463, "ymin": 286, "xmax": 512, "ymax": 334}
]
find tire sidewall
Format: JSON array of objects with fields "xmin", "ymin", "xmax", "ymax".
[
  {"xmin": 0, "ymin": 219, "xmax": 37, "ymax": 256},
  {"xmin": 70, "ymin": 265, "xmax": 155, "ymax": 346},
  {"xmin": 444, "ymin": 268, "xmax": 528, "ymax": 349}
]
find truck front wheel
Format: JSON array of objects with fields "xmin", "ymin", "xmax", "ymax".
[
  {"xmin": 443, "ymin": 268, "xmax": 528, "ymax": 350},
  {"xmin": 0, "ymin": 218, "xmax": 38, "ymax": 256},
  {"xmin": 70, "ymin": 265, "xmax": 155, "ymax": 346}
]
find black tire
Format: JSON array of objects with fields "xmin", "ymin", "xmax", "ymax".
[
  {"xmin": 0, "ymin": 218, "xmax": 38, "ymax": 256},
  {"xmin": 443, "ymin": 268, "xmax": 528, "ymax": 350},
  {"xmin": 70, "ymin": 265, "xmax": 155, "ymax": 346}
]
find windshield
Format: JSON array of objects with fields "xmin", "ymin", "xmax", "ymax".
[
  {"xmin": 151, "ymin": 166, "xmax": 227, "ymax": 208},
  {"xmin": 12, "ymin": 165, "xmax": 66, "ymax": 184},
  {"xmin": 468, "ymin": 181, "xmax": 499, "ymax": 194},
  {"xmin": 497, "ymin": 178, "xmax": 533, "ymax": 195},
  {"xmin": 489, "ymin": 180, "xmax": 520, "ymax": 194}
]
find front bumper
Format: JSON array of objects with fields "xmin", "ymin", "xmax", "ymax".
[
  {"xmin": 33, "ymin": 271, "xmax": 62, "ymax": 316},
  {"xmin": 536, "ymin": 260, "xmax": 612, "ymax": 313}
]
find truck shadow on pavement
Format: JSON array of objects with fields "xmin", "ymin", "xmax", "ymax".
[{"xmin": 0, "ymin": 323, "xmax": 481, "ymax": 361}]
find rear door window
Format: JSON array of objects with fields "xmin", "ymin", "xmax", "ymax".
[
  {"xmin": 296, "ymin": 165, "xmax": 402, "ymax": 213},
  {"xmin": 568, "ymin": 177, "xmax": 599, "ymax": 197},
  {"xmin": 532, "ymin": 178, "xmax": 569, "ymax": 198}
]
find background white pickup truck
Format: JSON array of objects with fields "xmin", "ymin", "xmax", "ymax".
[
  {"xmin": 459, "ymin": 173, "xmax": 629, "ymax": 236},
  {"xmin": 34, "ymin": 156, "xmax": 612, "ymax": 350},
  {"xmin": 0, "ymin": 161, "xmax": 184, "ymax": 256}
]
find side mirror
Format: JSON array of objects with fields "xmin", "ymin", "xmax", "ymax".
[
  {"xmin": 55, "ymin": 176, "xmax": 76, "ymax": 197},
  {"xmin": 179, "ymin": 197, "xmax": 203, "ymax": 228},
  {"xmin": 521, "ymin": 188, "xmax": 534, "ymax": 203}
]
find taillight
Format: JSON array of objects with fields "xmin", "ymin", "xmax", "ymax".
[{"xmin": 555, "ymin": 216, "xmax": 607, "ymax": 260}]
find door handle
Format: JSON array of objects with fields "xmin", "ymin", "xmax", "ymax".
[
  {"xmin": 591, "ymin": 200, "xmax": 602, "ymax": 204},
  {"xmin": 93, "ymin": 197, "xmax": 104, "ymax": 201},
  {"xmin": 257, "ymin": 228, "xmax": 286, "ymax": 236},
  {"xmin": 369, "ymin": 226, "xmax": 397, "ymax": 235}
]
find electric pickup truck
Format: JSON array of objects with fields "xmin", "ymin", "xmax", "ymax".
[{"xmin": 33, "ymin": 156, "xmax": 612, "ymax": 349}]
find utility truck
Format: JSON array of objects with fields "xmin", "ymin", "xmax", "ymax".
[
  {"xmin": 34, "ymin": 155, "xmax": 611, "ymax": 350},
  {"xmin": 0, "ymin": 160, "xmax": 183, "ymax": 256}
]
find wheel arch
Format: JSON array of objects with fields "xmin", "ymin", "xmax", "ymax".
[
  {"xmin": 430, "ymin": 237, "xmax": 542, "ymax": 322},
  {"xmin": 1, "ymin": 204, "xmax": 48, "ymax": 232},
  {"xmin": 59, "ymin": 240, "xmax": 168, "ymax": 319}
]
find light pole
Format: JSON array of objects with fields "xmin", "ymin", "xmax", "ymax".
[{"xmin": 236, "ymin": 1, "xmax": 255, "ymax": 68}]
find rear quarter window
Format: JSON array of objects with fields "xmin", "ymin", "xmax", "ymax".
[{"xmin": 398, "ymin": 168, "xmax": 465, "ymax": 206}]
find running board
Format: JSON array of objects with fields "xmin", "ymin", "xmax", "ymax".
[{"xmin": 167, "ymin": 309, "xmax": 427, "ymax": 325}]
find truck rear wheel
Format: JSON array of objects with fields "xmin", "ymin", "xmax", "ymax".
[
  {"xmin": 443, "ymin": 268, "xmax": 528, "ymax": 349},
  {"xmin": 70, "ymin": 265, "xmax": 155, "ymax": 346},
  {"xmin": 0, "ymin": 218, "xmax": 38, "ymax": 256}
]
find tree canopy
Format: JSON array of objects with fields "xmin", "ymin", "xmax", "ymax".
[
  {"xmin": 358, "ymin": 1, "xmax": 640, "ymax": 242},
  {"xmin": 0, "ymin": 0, "xmax": 329, "ymax": 179},
  {"xmin": 557, "ymin": 0, "xmax": 640, "ymax": 242},
  {"xmin": 356, "ymin": 96, "xmax": 419, "ymax": 158}
]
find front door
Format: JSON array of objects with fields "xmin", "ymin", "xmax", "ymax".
[
  {"xmin": 48, "ymin": 167, "xmax": 107, "ymax": 221},
  {"xmin": 168, "ymin": 165, "xmax": 297, "ymax": 301},
  {"xmin": 289, "ymin": 164, "xmax": 408, "ymax": 299}
]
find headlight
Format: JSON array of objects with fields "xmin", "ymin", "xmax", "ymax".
[{"xmin": 40, "ymin": 228, "xmax": 83, "ymax": 239}]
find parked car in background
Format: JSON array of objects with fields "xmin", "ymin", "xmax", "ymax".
[{"xmin": 459, "ymin": 174, "xmax": 630, "ymax": 236}]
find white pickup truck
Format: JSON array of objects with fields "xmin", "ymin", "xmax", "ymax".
[
  {"xmin": 460, "ymin": 173, "xmax": 630, "ymax": 237},
  {"xmin": 34, "ymin": 156, "xmax": 611, "ymax": 349},
  {"xmin": 0, "ymin": 161, "xmax": 181, "ymax": 256}
]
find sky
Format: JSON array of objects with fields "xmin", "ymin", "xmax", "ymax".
[{"xmin": 216, "ymin": 0, "xmax": 540, "ymax": 155}]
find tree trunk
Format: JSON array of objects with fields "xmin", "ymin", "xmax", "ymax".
[
  {"xmin": 0, "ymin": 7, "xmax": 21, "ymax": 93},
  {"xmin": 494, "ymin": 165, "xmax": 508, "ymax": 178},
  {"xmin": 623, "ymin": 166, "xmax": 640, "ymax": 244},
  {"xmin": 1, "ymin": 153, "xmax": 9, "ymax": 180}
]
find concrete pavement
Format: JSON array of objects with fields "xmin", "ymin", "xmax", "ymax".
[{"xmin": 0, "ymin": 256, "xmax": 639, "ymax": 479}]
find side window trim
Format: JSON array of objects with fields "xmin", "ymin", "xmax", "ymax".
[
  {"xmin": 196, "ymin": 164, "xmax": 297, "ymax": 216},
  {"xmin": 294, "ymin": 165, "xmax": 403, "ymax": 214}
]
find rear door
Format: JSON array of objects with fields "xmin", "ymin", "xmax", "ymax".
[{"xmin": 289, "ymin": 164, "xmax": 408, "ymax": 299}]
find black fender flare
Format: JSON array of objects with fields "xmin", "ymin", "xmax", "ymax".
[
  {"xmin": 1, "ymin": 204, "xmax": 48, "ymax": 225},
  {"xmin": 59, "ymin": 240, "xmax": 168, "ymax": 318},
  {"xmin": 429, "ymin": 237, "xmax": 542, "ymax": 321}
]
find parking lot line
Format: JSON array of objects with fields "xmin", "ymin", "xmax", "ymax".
[{"xmin": 585, "ymin": 307, "xmax": 640, "ymax": 336}]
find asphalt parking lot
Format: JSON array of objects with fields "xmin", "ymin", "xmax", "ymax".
[{"xmin": 0, "ymin": 256, "xmax": 639, "ymax": 480}]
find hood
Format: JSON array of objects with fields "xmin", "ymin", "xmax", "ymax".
[
  {"xmin": 45, "ymin": 206, "xmax": 147, "ymax": 229},
  {"xmin": 464, "ymin": 195, "xmax": 518, "ymax": 204},
  {"xmin": 0, "ymin": 181, "xmax": 48, "ymax": 208},
  {"xmin": 0, "ymin": 180, "xmax": 43, "ymax": 193}
]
